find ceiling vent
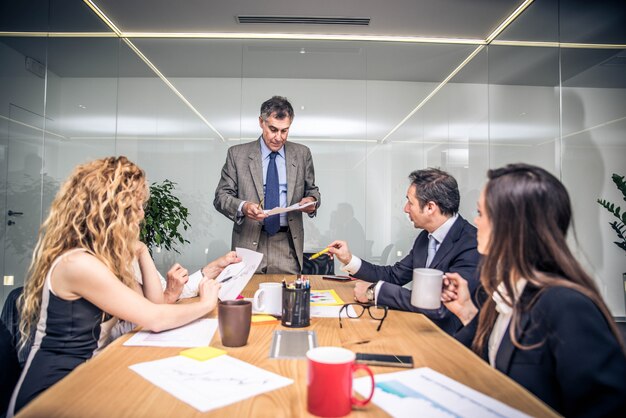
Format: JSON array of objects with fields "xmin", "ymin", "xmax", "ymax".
[{"xmin": 237, "ymin": 15, "xmax": 370, "ymax": 26}]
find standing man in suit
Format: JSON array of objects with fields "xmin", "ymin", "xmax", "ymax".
[
  {"xmin": 214, "ymin": 96, "xmax": 321, "ymax": 274},
  {"xmin": 328, "ymin": 168, "xmax": 479, "ymax": 334}
]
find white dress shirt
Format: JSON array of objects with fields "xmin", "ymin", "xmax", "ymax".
[
  {"xmin": 488, "ymin": 278, "xmax": 528, "ymax": 367},
  {"xmin": 341, "ymin": 214, "xmax": 459, "ymax": 304}
]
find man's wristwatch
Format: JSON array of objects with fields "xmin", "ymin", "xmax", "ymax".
[{"xmin": 365, "ymin": 283, "xmax": 376, "ymax": 303}]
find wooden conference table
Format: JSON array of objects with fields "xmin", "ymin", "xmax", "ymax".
[{"xmin": 17, "ymin": 275, "xmax": 558, "ymax": 418}]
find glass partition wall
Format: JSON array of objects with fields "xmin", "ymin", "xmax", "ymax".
[{"xmin": 1, "ymin": 0, "xmax": 624, "ymax": 317}]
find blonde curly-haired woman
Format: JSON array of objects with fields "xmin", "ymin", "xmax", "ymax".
[{"xmin": 8, "ymin": 156, "xmax": 222, "ymax": 416}]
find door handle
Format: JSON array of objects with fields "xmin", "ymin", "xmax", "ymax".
[
  {"xmin": 8, "ymin": 210, "xmax": 24, "ymax": 216},
  {"xmin": 7, "ymin": 220, "xmax": 15, "ymax": 226}
]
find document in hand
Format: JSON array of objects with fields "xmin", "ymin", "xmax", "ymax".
[
  {"xmin": 217, "ymin": 247, "xmax": 263, "ymax": 300},
  {"xmin": 263, "ymin": 200, "xmax": 316, "ymax": 216}
]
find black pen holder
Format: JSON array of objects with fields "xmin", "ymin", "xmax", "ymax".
[{"xmin": 281, "ymin": 287, "xmax": 310, "ymax": 328}]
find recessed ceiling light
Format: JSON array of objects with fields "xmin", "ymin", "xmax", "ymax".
[
  {"xmin": 300, "ymin": 48, "xmax": 306, "ymax": 54},
  {"xmin": 300, "ymin": 105, "xmax": 305, "ymax": 110},
  {"xmin": 78, "ymin": 104, "xmax": 86, "ymax": 109}
]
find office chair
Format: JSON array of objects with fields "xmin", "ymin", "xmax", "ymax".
[
  {"xmin": 0, "ymin": 318, "xmax": 21, "ymax": 417},
  {"xmin": 302, "ymin": 253, "xmax": 335, "ymax": 275},
  {"xmin": 1, "ymin": 287, "xmax": 30, "ymax": 367},
  {"xmin": 379, "ymin": 244, "xmax": 394, "ymax": 265}
]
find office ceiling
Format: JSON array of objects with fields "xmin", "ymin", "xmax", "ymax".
[
  {"xmin": 0, "ymin": 0, "xmax": 624, "ymax": 144},
  {"xmin": 1, "ymin": 0, "xmax": 624, "ymax": 85}
]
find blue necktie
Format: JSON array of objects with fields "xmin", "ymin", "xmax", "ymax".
[
  {"xmin": 264, "ymin": 152, "xmax": 280, "ymax": 236},
  {"xmin": 426, "ymin": 235, "xmax": 438, "ymax": 267}
]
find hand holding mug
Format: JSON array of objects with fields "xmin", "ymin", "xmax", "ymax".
[{"xmin": 442, "ymin": 272, "xmax": 478, "ymax": 326}]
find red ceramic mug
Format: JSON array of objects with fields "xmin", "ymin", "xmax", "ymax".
[{"xmin": 306, "ymin": 346, "xmax": 375, "ymax": 417}]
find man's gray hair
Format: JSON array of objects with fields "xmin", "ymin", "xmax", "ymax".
[{"xmin": 260, "ymin": 96, "xmax": 294, "ymax": 121}]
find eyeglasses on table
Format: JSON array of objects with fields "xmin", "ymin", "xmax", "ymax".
[{"xmin": 338, "ymin": 303, "xmax": 388, "ymax": 332}]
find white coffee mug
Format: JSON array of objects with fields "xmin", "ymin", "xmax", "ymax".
[
  {"xmin": 410, "ymin": 268, "xmax": 444, "ymax": 310},
  {"xmin": 253, "ymin": 282, "xmax": 282, "ymax": 315}
]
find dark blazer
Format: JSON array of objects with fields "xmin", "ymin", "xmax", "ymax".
[
  {"xmin": 456, "ymin": 285, "xmax": 626, "ymax": 418},
  {"xmin": 354, "ymin": 215, "xmax": 480, "ymax": 334}
]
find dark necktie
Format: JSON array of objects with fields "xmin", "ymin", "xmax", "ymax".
[{"xmin": 264, "ymin": 151, "xmax": 280, "ymax": 235}]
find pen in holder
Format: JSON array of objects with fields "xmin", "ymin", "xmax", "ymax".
[{"xmin": 282, "ymin": 287, "xmax": 310, "ymax": 328}]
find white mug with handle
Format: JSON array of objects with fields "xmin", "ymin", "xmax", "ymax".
[{"xmin": 253, "ymin": 282, "xmax": 282, "ymax": 315}]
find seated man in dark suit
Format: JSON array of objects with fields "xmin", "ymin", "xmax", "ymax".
[{"xmin": 328, "ymin": 168, "xmax": 480, "ymax": 334}]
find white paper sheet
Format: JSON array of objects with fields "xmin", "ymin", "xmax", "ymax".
[
  {"xmin": 263, "ymin": 200, "xmax": 316, "ymax": 216},
  {"xmin": 354, "ymin": 367, "xmax": 530, "ymax": 418},
  {"xmin": 217, "ymin": 247, "xmax": 263, "ymax": 300},
  {"xmin": 310, "ymin": 304, "xmax": 357, "ymax": 318},
  {"xmin": 123, "ymin": 319, "xmax": 217, "ymax": 348},
  {"xmin": 129, "ymin": 355, "xmax": 293, "ymax": 412}
]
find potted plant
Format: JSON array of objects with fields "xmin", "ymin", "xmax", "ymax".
[
  {"xmin": 597, "ymin": 173, "xmax": 626, "ymax": 312},
  {"xmin": 140, "ymin": 179, "xmax": 191, "ymax": 256}
]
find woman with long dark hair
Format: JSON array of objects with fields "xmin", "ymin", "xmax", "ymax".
[{"xmin": 442, "ymin": 163, "xmax": 626, "ymax": 417}]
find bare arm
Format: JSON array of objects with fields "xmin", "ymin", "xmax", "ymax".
[
  {"xmin": 202, "ymin": 251, "xmax": 242, "ymax": 280},
  {"xmin": 135, "ymin": 242, "xmax": 165, "ymax": 303},
  {"xmin": 54, "ymin": 252, "xmax": 219, "ymax": 332}
]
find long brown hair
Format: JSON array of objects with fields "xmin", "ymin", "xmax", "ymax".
[
  {"xmin": 472, "ymin": 163, "xmax": 624, "ymax": 355},
  {"xmin": 18, "ymin": 156, "xmax": 147, "ymax": 349}
]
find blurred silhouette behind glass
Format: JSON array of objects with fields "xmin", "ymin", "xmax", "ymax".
[{"xmin": 302, "ymin": 253, "xmax": 335, "ymax": 275}]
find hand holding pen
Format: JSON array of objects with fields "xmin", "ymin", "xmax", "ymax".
[
  {"xmin": 325, "ymin": 240, "xmax": 352, "ymax": 265},
  {"xmin": 243, "ymin": 199, "xmax": 268, "ymax": 221}
]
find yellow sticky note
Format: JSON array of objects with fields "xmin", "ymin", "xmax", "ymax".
[
  {"xmin": 252, "ymin": 314, "xmax": 280, "ymax": 324},
  {"xmin": 180, "ymin": 346, "xmax": 226, "ymax": 361}
]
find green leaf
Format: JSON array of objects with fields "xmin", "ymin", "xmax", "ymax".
[
  {"xmin": 599, "ymin": 173, "xmax": 626, "ymax": 256},
  {"xmin": 140, "ymin": 179, "xmax": 191, "ymax": 255}
]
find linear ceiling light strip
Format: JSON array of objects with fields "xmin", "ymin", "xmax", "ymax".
[
  {"xmin": 2, "ymin": 31, "xmax": 623, "ymax": 51},
  {"xmin": 380, "ymin": 0, "xmax": 534, "ymax": 143},
  {"xmin": 83, "ymin": 0, "xmax": 123, "ymax": 36},
  {"xmin": 83, "ymin": 0, "xmax": 225, "ymax": 142},
  {"xmin": 380, "ymin": 45, "xmax": 485, "ymax": 144},
  {"xmin": 485, "ymin": 0, "xmax": 534, "ymax": 43},
  {"xmin": 121, "ymin": 32, "xmax": 485, "ymax": 45},
  {"xmin": 121, "ymin": 38, "xmax": 225, "ymax": 141},
  {"xmin": 0, "ymin": 31, "xmax": 117, "ymax": 37},
  {"xmin": 490, "ymin": 40, "xmax": 626, "ymax": 49}
]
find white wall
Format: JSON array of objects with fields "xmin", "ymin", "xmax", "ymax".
[{"xmin": 1, "ymin": 36, "xmax": 624, "ymax": 316}]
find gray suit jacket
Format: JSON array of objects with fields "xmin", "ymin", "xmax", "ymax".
[{"xmin": 213, "ymin": 138, "xmax": 321, "ymax": 269}]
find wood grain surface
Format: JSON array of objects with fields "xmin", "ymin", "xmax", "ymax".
[{"xmin": 17, "ymin": 275, "xmax": 559, "ymax": 418}]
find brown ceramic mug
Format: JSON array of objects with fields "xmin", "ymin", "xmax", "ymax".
[{"xmin": 218, "ymin": 300, "xmax": 252, "ymax": 347}]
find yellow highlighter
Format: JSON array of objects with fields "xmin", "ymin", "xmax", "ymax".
[{"xmin": 309, "ymin": 247, "xmax": 330, "ymax": 260}]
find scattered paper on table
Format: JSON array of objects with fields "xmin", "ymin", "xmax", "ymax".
[
  {"xmin": 264, "ymin": 201, "xmax": 316, "ymax": 216},
  {"xmin": 217, "ymin": 248, "xmax": 263, "ymax": 300},
  {"xmin": 311, "ymin": 304, "xmax": 356, "ymax": 318},
  {"xmin": 130, "ymin": 355, "xmax": 293, "ymax": 412},
  {"xmin": 354, "ymin": 367, "xmax": 530, "ymax": 418},
  {"xmin": 124, "ymin": 319, "xmax": 217, "ymax": 348},
  {"xmin": 310, "ymin": 289, "xmax": 344, "ymax": 306}
]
